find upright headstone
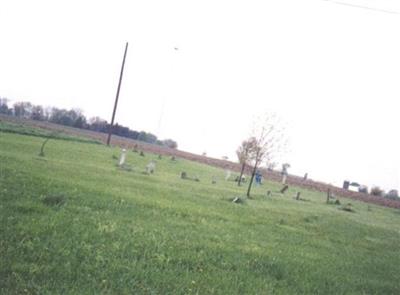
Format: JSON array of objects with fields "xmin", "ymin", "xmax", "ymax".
[
  {"xmin": 119, "ymin": 149, "xmax": 127, "ymax": 166},
  {"xmin": 326, "ymin": 189, "xmax": 331, "ymax": 203},
  {"xmin": 303, "ymin": 173, "xmax": 308, "ymax": 181},
  {"xmin": 281, "ymin": 163, "xmax": 290, "ymax": 184},
  {"xmin": 280, "ymin": 185, "xmax": 289, "ymax": 194},
  {"xmin": 255, "ymin": 171, "xmax": 262, "ymax": 185},
  {"xmin": 181, "ymin": 171, "xmax": 187, "ymax": 179},
  {"xmin": 295, "ymin": 192, "xmax": 301, "ymax": 200},
  {"xmin": 212, "ymin": 176, "xmax": 217, "ymax": 184},
  {"xmin": 225, "ymin": 170, "xmax": 232, "ymax": 181},
  {"xmin": 146, "ymin": 161, "xmax": 156, "ymax": 174}
]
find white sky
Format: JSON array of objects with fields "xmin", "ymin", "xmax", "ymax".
[{"xmin": 0, "ymin": 0, "xmax": 399, "ymax": 191}]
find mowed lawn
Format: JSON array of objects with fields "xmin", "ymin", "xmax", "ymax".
[{"xmin": 1, "ymin": 129, "xmax": 400, "ymax": 294}]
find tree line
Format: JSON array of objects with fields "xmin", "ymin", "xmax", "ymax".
[{"xmin": 0, "ymin": 98, "xmax": 178, "ymax": 149}]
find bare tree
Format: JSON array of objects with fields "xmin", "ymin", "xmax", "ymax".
[
  {"xmin": 236, "ymin": 137, "xmax": 257, "ymax": 186},
  {"xmin": 245, "ymin": 114, "xmax": 287, "ymax": 198}
]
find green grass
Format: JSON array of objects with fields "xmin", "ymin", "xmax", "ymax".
[
  {"xmin": 0, "ymin": 121, "xmax": 101, "ymax": 144},
  {"xmin": 1, "ymin": 129, "xmax": 400, "ymax": 294}
]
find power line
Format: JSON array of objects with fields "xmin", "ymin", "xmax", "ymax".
[{"xmin": 322, "ymin": 0, "xmax": 399, "ymax": 14}]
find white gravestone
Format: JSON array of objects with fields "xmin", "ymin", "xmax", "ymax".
[
  {"xmin": 281, "ymin": 163, "xmax": 290, "ymax": 184},
  {"xmin": 119, "ymin": 149, "xmax": 127, "ymax": 166},
  {"xmin": 225, "ymin": 170, "xmax": 231, "ymax": 181},
  {"xmin": 146, "ymin": 161, "xmax": 156, "ymax": 174}
]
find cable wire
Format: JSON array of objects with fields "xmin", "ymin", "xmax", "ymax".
[{"xmin": 322, "ymin": 0, "xmax": 399, "ymax": 14}]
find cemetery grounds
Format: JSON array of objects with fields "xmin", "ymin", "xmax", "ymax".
[{"xmin": 1, "ymin": 121, "xmax": 400, "ymax": 294}]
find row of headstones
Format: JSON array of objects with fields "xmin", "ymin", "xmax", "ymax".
[
  {"xmin": 119, "ymin": 149, "xmax": 310, "ymax": 193},
  {"xmin": 118, "ymin": 148, "xmax": 177, "ymax": 174}
]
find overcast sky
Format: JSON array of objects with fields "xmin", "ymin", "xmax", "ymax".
[{"xmin": 1, "ymin": 0, "xmax": 399, "ymax": 191}]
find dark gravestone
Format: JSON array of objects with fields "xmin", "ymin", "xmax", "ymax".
[
  {"xmin": 343, "ymin": 181, "xmax": 350, "ymax": 190},
  {"xmin": 295, "ymin": 192, "xmax": 301, "ymax": 200},
  {"xmin": 326, "ymin": 189, "xmax": 331, "ymax": 203},
  {"xmin": 280, "ymin": 185, "xmax": 289, "ymax": 194},
  {"xmin": 181, "ymin": 172, "xmax": 187, "ymax": 179},
  {"xmin": 140, "ymin": 151, "xmax": 145, "ymax": 157}
]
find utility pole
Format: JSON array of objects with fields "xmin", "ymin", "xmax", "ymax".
[{"xmin": 107, "ymin": 42, "xmax": 129, "ymax": 146}]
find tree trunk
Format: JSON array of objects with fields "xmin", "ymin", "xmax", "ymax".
[
  {"xmin": 238, "ymin": 163, "xmax": 246, "ymax": 186},
  {"xmin": 246, "ymin": 163, "xmax": 258, "ymax": 198}
]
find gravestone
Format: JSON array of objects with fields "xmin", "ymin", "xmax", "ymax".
[
  {"xmin": 295, "ymin": 192, "xmax": 301, "ymax": 200},
  {"xmin": 266, "ymin": 190, "xmax": 271, "ymax": 197},
  {"xmin": 255, "ymin": 171, "xmax": 262, "ymax": 185},
  {"xmin": 171, "ymin": 156, "xmax": 176, "ymax": 161},
  {"xmin": 212, "ymin": 176, "xmax": 217, "ymax": 184},
  {"xmin": 119, "ymin": 149, "xmax": 127, "ymax": 166},
  {"xmin": 235, "ymin": 175, "xmax": 246, "ymax": 183},
  {"xmin": 158, "ymin": 154, "xmax": 162, "ymax": 160},
  {"xmin": 280, "ymin": 185, "xmax": 289, "ymax": 194},
  {"xmin": 181, "ymin": 171, "xmax": 187, "ymax": 179},
  {"xmin": 303, "ymin": 173, "xmax": 308, "ymax": 181},
  {"xmin": 281, "ymin": 163, "xmax": 290, "ymax": 184},
  {"xmin": 326, "ymin": 189, "xmax": 331, "ymax": 203},
  {"xmin": 232, "ymin": 197, "xmax": 242, "ymax": 203},
  {"xmin": 146, "ymin": 161, "xmax": 156, "ymax": 174},
  {"xmin": 225, "ymin": 170, "xmax": 231, "ymax": 181},
  {"xmin": 140, "ymin": 151, "xmax": 145, "ymax": 157}
]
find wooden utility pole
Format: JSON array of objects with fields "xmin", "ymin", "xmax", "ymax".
[{"xmin": 107, "ymin": 42, "xmax": 129, "ymax": 146}]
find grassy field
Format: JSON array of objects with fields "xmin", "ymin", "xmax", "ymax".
[{"xmin": 1, "ymin": 125, "xmax": 400, "ymax": 294}]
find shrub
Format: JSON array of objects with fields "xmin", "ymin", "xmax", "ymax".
[{"xmin": 370, "ymin": 186, "xmax": 384, "ymax": 197}]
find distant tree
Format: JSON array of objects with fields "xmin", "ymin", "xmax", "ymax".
[
  {"xmin": 137, "ymin": 131, "xmax": 147, "ymax": 142},
  {"xmin": 70, "ymin": 109, "xmax": 86, "ymax": 128},
  {"xmin": 88, "ymin": 117, "xmax": 108, "ymax": 132},
  {"xmin": 385, "ymin": 189, "xmax": 399, "ymax": 200},
  {"xmin": 73, "ymin": 115, "xmax": 87, "ymax": 129},
  {"xmin": 162, "ymin": 139, "xmax": 178, "ymax": 149},
  {"xmin": 236, "ymin": 137, "xmax": 257, "ymax": 186},
  {"xmin": 146, "ymin": 133, "xmax": 158, "ymax": 144},
  {"xmin": 245, "ymin": 114, "xmax": 287, "ymax": 198},
  {"xmin": 30, "ymin": 105, "xmax": 45, "ymax": 121},
  {"xmin": 137, "ymin": 131, "xmax": 158, "ymax": 144},
  {"xmin": 49, "ymin": 108, "xmax": 71, "ymax": 125},
  {"xmin": 3, "ymin": 98, "xmax": 179, "ymax": 148},
  {"xmin": 13, "ymin": 102, "xmax": 32, "ymax": 118},
  {"xmin": 370, "ymin": 186, "xmax": 384, "ymax": 197},
  {"xmin": 0, "ymin": 98, "xmax": 12, "ymax": 115}
]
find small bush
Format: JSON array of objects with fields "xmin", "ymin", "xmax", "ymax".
[{"xmin": 370, "ymin": 186, "xmax": 384, "ymax": 197}]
